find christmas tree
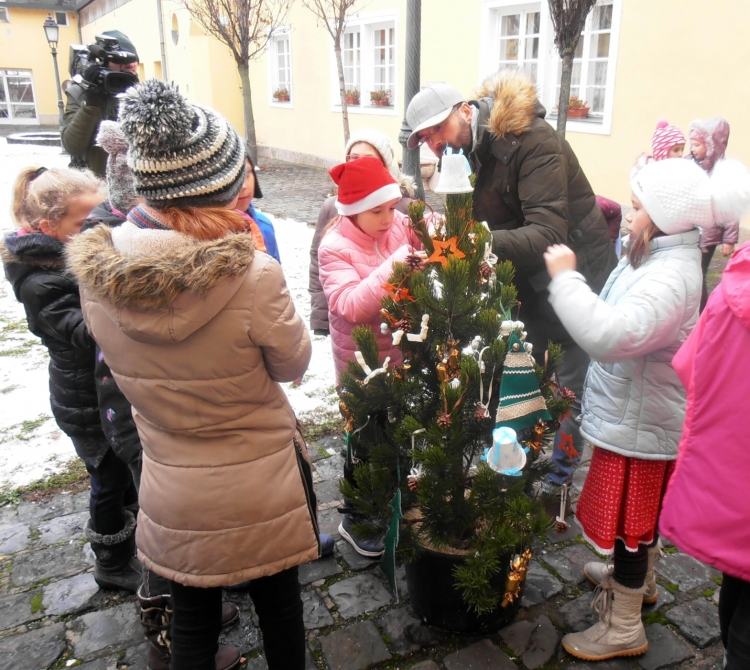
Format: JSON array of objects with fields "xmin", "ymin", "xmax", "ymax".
[{"xmin": 338, "ymin": 187, "xmax": 572, "ymax": 616}]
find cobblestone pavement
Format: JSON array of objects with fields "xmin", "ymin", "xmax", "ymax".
[{"xmin": 0, "ymin": 438, "xmax": 727, "ymax": 670}]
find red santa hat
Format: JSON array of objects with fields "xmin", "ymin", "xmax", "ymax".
[{"xmin": 329, "ymin": 156, "xmax": 402, "ymax": 216}]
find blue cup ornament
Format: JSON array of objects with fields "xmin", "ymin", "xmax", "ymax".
[{"xmin": 485, "ymin": 426, "xmax": 527, "ymax": 476}]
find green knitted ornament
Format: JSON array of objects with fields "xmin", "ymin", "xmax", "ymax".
[{"xmin": 495, "ymin": 331, "xmax": 551, "ymax": 431}]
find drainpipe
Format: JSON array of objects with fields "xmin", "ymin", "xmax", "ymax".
[{"xmin": 156, "ymin": 0, "xmax": 168, "ymax": 80}]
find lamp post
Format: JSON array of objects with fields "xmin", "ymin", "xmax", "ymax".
[
  {"xmin": 398, "ymin": 0, "xmax": 425, "ymax": 201},
  {"xmin": 43, "ymin": 14, "xmax": 65, "ymax": 127}
]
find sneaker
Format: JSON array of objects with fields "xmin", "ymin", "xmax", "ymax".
[{"xmin": 338, "ymin": 514, "xmax": 384, "ymax": 558}]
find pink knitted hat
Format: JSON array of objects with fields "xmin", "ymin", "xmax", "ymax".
[{"xmin": 652, "ymin": 120, "xmax": 685, "ymax": 161}]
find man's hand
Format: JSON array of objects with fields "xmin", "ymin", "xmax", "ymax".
[
  {"xmin": 544, "ymin": 244, "xmax": 577, "ymax": 279},
  {"xmin": 82, "ymin": 65, "xmax": 104, "ymax": 107},
  {"xmin": 720, "ymin": 243, "xmax": 735, "ymax": 257}
]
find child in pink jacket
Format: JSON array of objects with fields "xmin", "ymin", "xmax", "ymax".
[
  {"xmin": 660, "ymin": 241, "xmax": 750, "ymax": 669},
  {"xmin": 318, "ymin": 156, "xmax": 424, "ymax": 381},
  {"xmin": 318, "ymin": 156, "xmax": 425, "ymax": 558}
]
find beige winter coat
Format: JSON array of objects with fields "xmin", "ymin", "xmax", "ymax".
[{"xmin": 67, "ymin": 222, "xmax": 319, "ymax": 587}]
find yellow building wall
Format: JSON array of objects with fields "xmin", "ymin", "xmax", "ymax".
[
  {"xmin": 0, "ymin": 7, "xmax": 80, "ymax": 124},
  {"xmin": 566, "ymin": 0, "xmax": 750, "ymax": 209}
]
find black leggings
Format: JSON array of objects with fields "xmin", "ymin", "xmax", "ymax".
[
  {"xmin": 700, "ymin": 245, "xmax": 717, "ymax": 313},
  {"xmin": 83, "ymin": 444, "xmax": 138, "ymax": 535},
  {"xmin": 169, "ymin": 566, "xmax": 305, "ymax": 670},
  {"xmin": 719, "ymin": 573, "xmax": 750, "ymax": 669}
]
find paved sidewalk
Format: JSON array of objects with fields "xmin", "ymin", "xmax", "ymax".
[{"xmin": 0, "ymin": 437, "xmax": 727, "ymax": 670}]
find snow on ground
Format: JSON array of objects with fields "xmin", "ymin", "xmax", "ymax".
[{"xmin": 0, "ymin": 139, "xmax": 336, "ymax": 490}]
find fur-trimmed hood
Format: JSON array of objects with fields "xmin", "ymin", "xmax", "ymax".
[
  {"xmin": 476, "ymin": 69, "xmax": 540, "ymax": 139},
  {"xmin": 1, "ymin": 231, "xmax": 66, "ymax": 270},
  {"xmin": 66, "ymin": 224, "xmax": 256, "ymax": 344}
]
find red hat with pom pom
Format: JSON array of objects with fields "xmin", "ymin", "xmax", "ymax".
[
  {"xmin": 329, "ymin": 156, "xmax": 401, "ymax": 216},
  {"xmin": 652, "ymin": 120, "xmax": 686, "ymax": 161}
]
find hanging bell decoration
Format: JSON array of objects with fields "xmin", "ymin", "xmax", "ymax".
[
  {"xmin": 434, "ymin": 149, "xmax": 474, "ymax": 195},
  {"xmin": 486, "ymin": 426, "xmax": 527, "ymax": 476}
]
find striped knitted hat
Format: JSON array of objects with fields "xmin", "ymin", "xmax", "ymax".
[
  {"xmin": 118, "ymin": 79, "xmax": 246, "ymax": 208},
  {"xmin": 651, "ymin": 120, "xmax": 685, "ymax": 161}
]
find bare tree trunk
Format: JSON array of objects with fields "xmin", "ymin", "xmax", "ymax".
[
  {"xmin": 333, "ymin": 36, "xmax": 350, "ymax": 144},
  {"xmin": 556, "ymin": 48, "xmax": 574, "ymax": 138},
  {"xmin": 238, "ymin": 63, "xmax": 258, "ymax": 163}
]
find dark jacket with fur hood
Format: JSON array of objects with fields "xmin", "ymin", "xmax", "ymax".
[
  {"xmin": 470, "ymin": 71, "xmax": 616, "ymax": 351},
  {"xmin": 1, "ymin": 232, "xmax": 107, "ymax": 462},
  {"xmin": 67, "ymin": 221, "xmax": 318, "ymax": 587}
]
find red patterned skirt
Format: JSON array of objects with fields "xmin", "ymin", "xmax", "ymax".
[{"xmin": 576, "ymin": 447, "xmax": 675, "ymax": 554}]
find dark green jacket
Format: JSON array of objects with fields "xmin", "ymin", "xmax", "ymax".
[
  {"xmin": 61, "ymin": 82, "xmax": 120, "ymax": 178},
  {"xmin": 469, "ymin": 70, "xmax": 616, "ymax": 351}
]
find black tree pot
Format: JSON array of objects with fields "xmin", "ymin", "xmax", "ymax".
[{"xmin": 404, "ymin": 545, "xmax": 523, "ymax": 633}]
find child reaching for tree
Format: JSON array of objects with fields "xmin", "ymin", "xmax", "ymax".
[
  {"xmin": 2, "ymin": 167, "xmax": 141, "ymax": 593},
  {"xmin": 318, "ymin": 156, "xmax": 425, "ymax": 557},
  {"xmin": 542, "ymin": 158, "xmax": 750, "ymax": 662}
]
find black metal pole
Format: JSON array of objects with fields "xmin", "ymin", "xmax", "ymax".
[
  {"xmin": 50, "ymin": 47, "xmax": 64, "ymax": 127},
  {"xmin": 398, "ymin": 0, "xmax": 424, "ymax": 201}
]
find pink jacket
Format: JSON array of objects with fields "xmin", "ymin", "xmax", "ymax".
[
  {"xmin": 660, "ymin": 243, "xmax": 750, "ymax": 581},
  {"xmin": 318, "ymin": 211, "xmax": 422, "ymax": 380}
]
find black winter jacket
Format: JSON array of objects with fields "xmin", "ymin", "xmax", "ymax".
[
  {"xmin": 469, "ymin": 70, "xmax": 617, "ymax": 354},
  {"xmin": 82, "ymin": 204, "xmax": 143, "ymax": 467},
  {"xmin": 1, "ymin": 232, "xmax": 107, "ymax": 462}
]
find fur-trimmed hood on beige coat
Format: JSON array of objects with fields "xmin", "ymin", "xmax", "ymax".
[{"xmin": 67, "ymin": 222, "xmax": 318, "ymax": 587}]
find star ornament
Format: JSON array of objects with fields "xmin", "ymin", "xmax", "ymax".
[
  {"xmin": 559, "ymin": 431, "xmax": 579, "ymax": 460},
  {"xmin": 382, "ymin": 283, "xmax": 416, "ymax": 303},
  {"xmin": 427, "ymin": 236, "xmax": 466, "ymax": 266}
]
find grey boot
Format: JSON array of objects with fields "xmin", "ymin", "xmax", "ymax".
[
  {"xmin": 562, "ymin": 575, "xmax": 649, "ymax": 661},
  {"xmin": 86, "ymin": 510, "xmax": 143, "ymax": 593},
  {"xmin": 583, "ymin": 540, "xmax": 661, "ymax": 605}
]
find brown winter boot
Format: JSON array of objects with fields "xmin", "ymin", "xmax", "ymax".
[
  {"xmin": 583, "ymin": 540, "xmax": 661, "ymax": 605},
  {"xmin": 562, "ymin": 575, "xmax": 649, "ymax": 661}
]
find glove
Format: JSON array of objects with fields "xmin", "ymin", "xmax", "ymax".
[{"xmin": 81, "ymin": 64, "xmax": 104, "ymax": 107}]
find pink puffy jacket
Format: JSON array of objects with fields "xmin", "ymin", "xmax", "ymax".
[
  {"xmin": 660, "ymin": 243, "xmax": 750, "ymax": 581},
  {"xmin": 318, "ymin": 212, "xmax": 422, "ymax": 380}
]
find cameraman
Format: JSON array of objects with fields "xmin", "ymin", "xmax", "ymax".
[{"xmin": 61, "ymin": 30, "xmax": 139, "ymax": 177}]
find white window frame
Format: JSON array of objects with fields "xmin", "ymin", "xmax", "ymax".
[
  {"xmin": 268, "ymin": 26, "xmax": 293, "ymax": 108},
  {"xmin": 55, "ymin": 11, "xmax": 68, "ymax": 26},
  {"xmin": 329, "ymin": 10, "xmax": 399, "ymax": 116},
  {"xmin": 480, "ymin": 0, "xmax": 622, "ymax": 135},
  {"xmin": 0, "ymin": 69, "xmax": 39, "ymax": 125},
  {"xmin": 0, "ymin": 7, "xmax": 9, "ymax": 22}
]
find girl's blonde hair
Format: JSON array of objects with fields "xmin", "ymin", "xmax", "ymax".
[
  {"xmin": 627, "ymin": 220, "xmax": 663, "ymax": 269},
  {"xmin": 12, "ymin": 167, "xmax": 104, "ymax": 232}
]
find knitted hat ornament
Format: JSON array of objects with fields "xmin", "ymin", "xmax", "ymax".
[
  {"xmin": 495, "ymin": 331, "xmax": 552, "ymax": 432},
  {"xmin": 96, "ymin": 121, "xmax": 139, "ymax": 215},
  {"xmin": 651, "ymin": 120, "xmax": 685, "ymax": 161},
  {"xmin": 330, "ymin": 156, "xmax": 402, "ymax": 216},
  {"xmin": 118, "ymin": 79, "xmax": 246, "ymax": 209},
  {"xmin": 631, "ymin": 158, "xmax": 750, "ymax": 235}
]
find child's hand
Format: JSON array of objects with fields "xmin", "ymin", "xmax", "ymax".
[
  {"xmin": 544, "ymin": 244, "xmax": 577, "ymax": 278},
  {"xmin": 720, "ymin": 243, "xmax": 735, "ymax": 257}
]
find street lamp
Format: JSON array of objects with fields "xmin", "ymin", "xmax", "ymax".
[
  {"xmin": 398, "ymin": 0, "xmax": 425, "ymax": 201},
  {"xmin": 43, "ymin": 14, "xmax": 65, "ymax": 127}
]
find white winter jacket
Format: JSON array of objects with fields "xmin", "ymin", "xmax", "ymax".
[{"xmin": 547, "ymin": 230, "xmax": 702, "ymax": 460}]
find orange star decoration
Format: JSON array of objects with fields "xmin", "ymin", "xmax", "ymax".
[
  {"xmin": 427, "ymin": 236, "xmax": 466, "ymax": 266},
  {"xmin": 559, "ymin": 431, "xmax": 579, "ymax": 460},
  {"xmin": 382, "ymin": 283, "xmax": 416, "ymax": 303}
]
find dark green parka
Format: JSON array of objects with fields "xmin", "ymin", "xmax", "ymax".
[{"xmin": 468, "ymin": 70, "xmax": 616, "ymax": 352}]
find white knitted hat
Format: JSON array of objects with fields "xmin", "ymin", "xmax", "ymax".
[
  {"xmin": 345, "ymin": 129, "xmax": 396, "ymax": 173},
  {"xmin": 630, "ymin": 158, "xmax": 750, "ymax": 234}
]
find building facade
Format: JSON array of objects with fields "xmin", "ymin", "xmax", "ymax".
[{"xmin": 7, "ymin": 0, "xmax": 750, "ymax": 206}]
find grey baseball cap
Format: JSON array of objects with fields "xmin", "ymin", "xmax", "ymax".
[{"xmin": 406, "ymin": 83, "xmax": 466, "ymax": 150}]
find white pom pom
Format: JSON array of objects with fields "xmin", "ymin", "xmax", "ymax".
[{"xmin": 710, "ymin": 159, "xmax": 750, "ymax": 225}]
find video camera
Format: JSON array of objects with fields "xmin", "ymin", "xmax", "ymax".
[{"xmin": 69, "ymin": 34, "xmax": 138, "ymax": 96}]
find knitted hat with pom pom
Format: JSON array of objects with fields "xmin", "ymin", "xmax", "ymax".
[
  {"xmin": 631, "ymin": 158, "xmax": 750, "ymax": 235},
  {"xmin": 118, "ymin": 79, "xmax": 246, "ymax": 208},
  {"xmin": 96, "ymin": 120, "xmax": 138, "ymax": 215},
  {"xmin": 651, "ymin": 120, "xmax": 685, "ymax": 161}
]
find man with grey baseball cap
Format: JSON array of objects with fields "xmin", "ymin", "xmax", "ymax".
[{"xmin": 407, "ymin": 70, "xmax": 616, "ymax": 501}]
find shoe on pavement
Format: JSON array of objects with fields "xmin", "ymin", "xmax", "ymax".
[
  {"xmin": 338, "ymin": 514, "xmax": 384, "ymax": 558},
  {"xmin": 320, "ymin": 532, "xmax": 335, "ymax": 557},
  {"xmin": 583, "ymin": 540, "xmax": 661, "ymax": 605},
  {"xmin": 562, "ymin": 575, "xmax": 649, "ymax": 661}
]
